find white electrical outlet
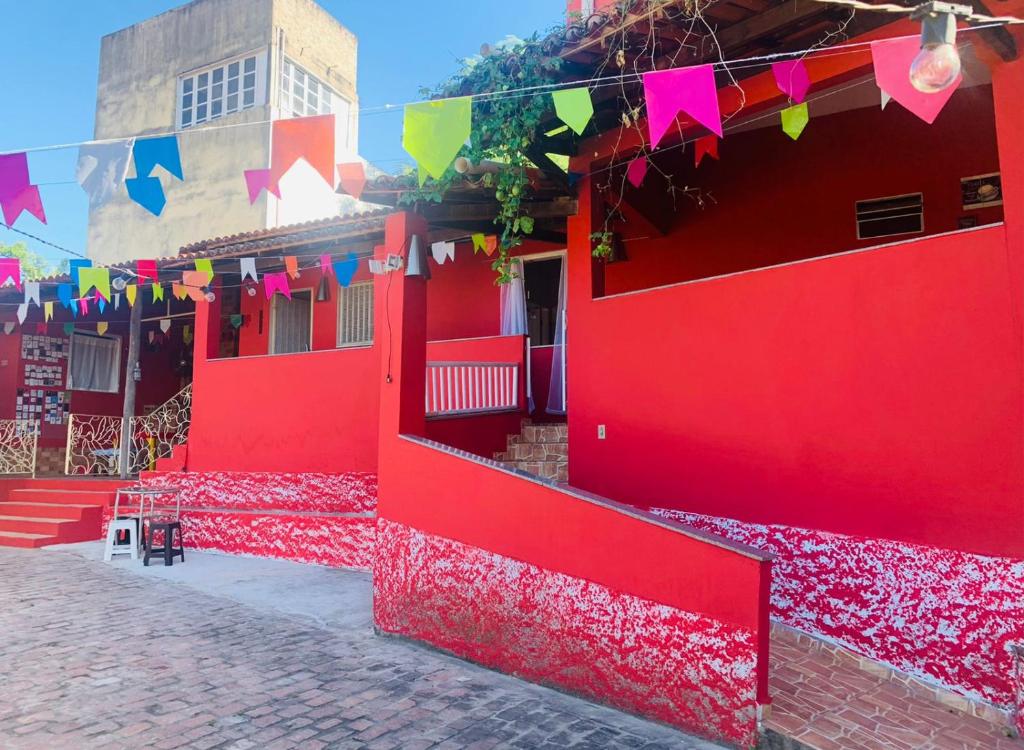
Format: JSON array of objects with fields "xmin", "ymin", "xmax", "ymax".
[{"xmin": 597, "ymin": 424, "xmax": 606, "ymax": 439}]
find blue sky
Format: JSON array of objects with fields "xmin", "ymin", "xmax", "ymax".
[{"xmin": 0, "ymin": 0, "xmax": 562, "ymax": 267}]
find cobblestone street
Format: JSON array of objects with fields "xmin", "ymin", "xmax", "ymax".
[{"xmin": 0, "ymin": 546, "xmax": 719, "ymax": 750}]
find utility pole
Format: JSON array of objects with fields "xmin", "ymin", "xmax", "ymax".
[{"xmin": 118, "ymin": 298, "xmax": 142, "ymax": 479}]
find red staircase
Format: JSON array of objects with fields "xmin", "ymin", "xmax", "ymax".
[
  {"xmin": 155, "ymin": 444, "xmax": 187, "ymax": 473},
  {"xmin": 0, "ymin": 478, "xmax": 129, "ymax": 549}
]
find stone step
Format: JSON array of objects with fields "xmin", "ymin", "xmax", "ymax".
[
  {"xmin": 520, "ymin": 424, "xmax": 568, "ymax": 444},
  {"xmin": 502, "ymin": 461, "xmax": 567, "ymax": 482},
  {"xmin": 503, "ymin": 442, "xmax": 568, "ymax": 461}
]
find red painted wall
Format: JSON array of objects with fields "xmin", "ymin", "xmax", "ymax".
[
  {"xmin": 601, "ymin": 86, "xmax": 1002, "ymax": 296},
  {"xmin": 374, "ymin": 222, "xmax": 773, "ymax": 743},
  {"xmin": 568, "ymin": 220, "xmax": 1023, "ymax": 558}
]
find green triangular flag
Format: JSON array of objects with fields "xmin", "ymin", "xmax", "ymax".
[
  {"xmin": 418, "ymin": 163, "xmax": 429, "ymax": 188},
  {"xmin": 545, "ymin": 153, "xmax": 570, "ymax": 173},
  {"xmin": 78, "ymin": 267, "xmax": 111, "ymax": 303},
  {"xmin": 63, "ymin": 323, "xmax": 75, "ymax": 335},
  {"xmin": 552, "ymin": 87, "xmax": 594, "ymax": 136},
  {"xmin": 471, "ymin": 234, "xmax": 487, "ymax": 254},
  {"xmin": 781, "ymin": 103, "xmax": 809, "ymax": 141},
  {"xmin": 230, "ymin": 314, "xmax": 243, "ymax": 329},
  {"xmin": 402, "ymin": 97, "xmax": 472, "ymax": 180},
  {"xmin": 195, "ymin": 258, "xmax": 214, "ymax": 282}
]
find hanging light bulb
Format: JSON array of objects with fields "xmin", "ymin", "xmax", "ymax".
[
  {"xmin": 204, "ymin": 290, "xmax": 216, "ymax": 303},
  {"xmin": 909, "ymin": 3, "xmax": 963, "ymax": 93},
  {"xmin": 246, "ymin": 285, "xmax": 257, "ymax": 297},
  {"xmin": 111, "ymin": 276, "xmax": 128, "ymax": 292}
]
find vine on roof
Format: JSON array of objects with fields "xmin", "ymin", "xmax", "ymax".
[{"xmin": 398, "ymin": 33, "xmax": 567, "ymax": 284}]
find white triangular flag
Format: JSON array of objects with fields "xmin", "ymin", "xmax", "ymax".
[
  {"xmin": 240, "ymin": 257, "xmax": 258, "ymax": 283},
  {"xmin": 24, "ymin": 281, "xmax": 40, "ymax": 307},
  {"xmin": 880, "ymin": 89, "xmax": 891, "ymax": 110},
  {"xmin": 148, "ymin": 330, "xmax": 155, "ymax": 343},
  {"xmin": 113, "ymin": 293, "xmax": 121, "ymax": 310},
  {"xmin": 431, "ymin": 241, "xmax": 456, "ymax": 265},
  {"xmin": 3, "ymin": 322, "xmax": 15, "ymax": 334},
  {"xmin": 75, "ymin": 139, "xmax": 134, "ymax": 210},
  {"xmin": 16, "ymin": 303, "xmax": 27, "ymax": 324},
  {"xmin": 159, "ymin": 318, "xmax": 171, "ymax": 333}
]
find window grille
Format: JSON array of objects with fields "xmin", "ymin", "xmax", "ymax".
[
  {"xmin": 337, "ymin": 282, "xmax": 374, "ymax": 347},
  {"xmin": 270, "ymin": 290, "xmax": 312, "ymax": 355},
  {"xmin": 179, "ymin": 52, "xmax": 264, "ymax": 129},
  {"xmin": 855, "ymin": 193, "xmax": 924, "ymax": 240}
]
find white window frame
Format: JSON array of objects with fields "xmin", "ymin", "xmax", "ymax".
[
  {"xmin": 269, "ymin": 288, "xmax": 314, "ymax": 355},
  {"xmin": 855, "ymin": 192, "xmax": 924, "ymax": 241},
  {"xmin": 280, "ymin": 57, "xmax": 351, "ymax": 119},
  {"xmin": 66, "ymin": 332, "xmax": 122, "ymax": 394},
  {"xmin": 177, "ymin": 49, "xmax": 268, "ymax": 129},
  {"xmin": 336, "ymin": 281, "xmax": 374, "ymax": 348}
]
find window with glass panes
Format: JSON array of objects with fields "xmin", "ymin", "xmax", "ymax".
[
  {"xmin": 280, "ymin": 58, "xmax": 344, "ymax": 118},
  {"xmin": 179, "ymin": 53, "xmax": 260, "ymax": 129}
]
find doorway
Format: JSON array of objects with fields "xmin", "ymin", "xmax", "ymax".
[{"xmin": 522, "ymin": 252, "xmax": 566, "ymax": 417}]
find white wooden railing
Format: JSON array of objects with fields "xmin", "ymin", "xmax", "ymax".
[{"xmin": 426, "ymin": 361, "xmax": 520, "ymax": 417}]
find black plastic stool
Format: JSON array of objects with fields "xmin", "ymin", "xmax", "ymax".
[{"xmin": 144, "ymin": 520, "xmax": 185, "ymax": 566}]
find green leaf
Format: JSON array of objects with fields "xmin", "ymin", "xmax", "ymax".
[{"xmin": 520, "ymin": 216, "xmax": 534, "ymax": 235}]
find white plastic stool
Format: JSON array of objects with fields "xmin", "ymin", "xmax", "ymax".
[{"xmin": 104, "ymin": 518, "xmax": 140, "ymax": 561}]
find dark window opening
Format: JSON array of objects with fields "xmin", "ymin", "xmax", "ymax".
[{"xmin": 856, "ymin": 193, "xmax": 924, "ymax": 240}]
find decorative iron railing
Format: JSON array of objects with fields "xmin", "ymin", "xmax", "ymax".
[
  {"xmin": 65, "ymin": 384, "xmax": 192, "ymax": 477},
  {"xmin": 0, "ymin": 420, "xmax": 38, "ymax": 476},
  {"xmin": 425, "ymin": 361, "xmax": 520, "ymax": 417}
]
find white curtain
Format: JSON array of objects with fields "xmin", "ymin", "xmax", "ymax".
[
  {"xmin": 546, "ymin": 258, "xmax": 567, "ymax": 415},
  {"xmin": 68, "ymin": 333, "xmax": 120, "ymax": 393},
  {"xmin": 500, "ymin": 259, "xmax": 528, "ymax": 336},
  {"xmin": 500, "ymin": 260, "xmax": 533, "ymax": 412}
]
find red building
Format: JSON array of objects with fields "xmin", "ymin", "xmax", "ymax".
[{"xmin": 1, "ymin": 1, "xmax": 1022, "ymax": 747}]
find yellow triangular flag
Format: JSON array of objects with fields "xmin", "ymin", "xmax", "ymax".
[
  {"xmin": 152, "ymin": 283, "xmax": 164, "ymax": 302},
  {"xmin": 97, "ymin": 322, "xmax": 108, "ymax": 336},
  {"xmin": 44, "ymin": 301, "xmax": 53, "ymax": 322},
  {"xmin": 126, "ymin": 284, "xmax": 137, "ymax": 306},
  {"xmin": 195, "ymin": 258, "xmax": 214, "ymax": 283}
]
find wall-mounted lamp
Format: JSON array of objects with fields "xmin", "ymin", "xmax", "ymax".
[
  {"xmin": 132, "ymin": 362, "xmax": 142, "ymax": 382},
  {"xmin": 909, "ymin": 1, "xmax": 969, "ymax": 93},
  {"xmin": 404, "ymin": 235, "xmax": 431, "ymax": 280},
  {"xmin": 316, "ymin": 274, "xmax": 331, "ymax": 302}
]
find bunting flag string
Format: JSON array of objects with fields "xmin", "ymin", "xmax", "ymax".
[
  {"xmin": 551, "ymin": 87, "xmax": 594, "ymax": 136},
  {"xmin": 194, "ymin": 258, "xmax": 214, "ymax": 282},
  {"xmin": 771, "ymin": 60, "xmax": 811, "ymax": 104},
  {"xmin": 333, "ymin": 253, "xmax": 359, "ymax": 288},
  {"xmin": 57, "ymin": 283, "xmax": 73, "ymax": 309},
  {"xmin": 44, "ymin": 302, "xmax": 53, "ymax": 322},
  {"xmin": 642, "ymin": 64, "xmax": 722, "ymax": 149},
  {"xmin": 781, "ymin": 103, "xmax": 810, "ymax": 140},
  {"xmin": 337, "ymin": 162, "xmax": 367, "ymax": 200},
  {"xmin": 402, "ymin": 97, "xmax": 472, "ymax": 184},
  {"xmin": 239, "ymin": 257, "xmax": 259, "ymax": 283},
  {"xmin": 431, "ymin": 241, "xmax": 456, "ymax": 265},
  {"xmin": 125, "ymin": 284, "xmax": 137, "ymax": 307},
  {"xmin": 263, "ymin": 272, "xmax": 291, "ymax": 299},
  {"xmin": 24, "ymin": 281, "xmax": 40, "ymax": 307},
  {"xmin": 136, "ymin": 259, "xmax": 158, "ymax": 283},
  {"xmin": 76, "ymin": 139, "xmax": 133, "ymax": 210},
  {"xmin": 0, "ymin": 153, "xmax": 46, "ymax": 227},
  {"xmin": 285, "ymin": 256, "xmax": 300, "ymax": 279},
  {"xmin": 244, "ymin": 115, "xmax": 336, "ymax": 203},
  {"xmin": 152, "ymin": 283, "xmax": 164, "ymax": 303},
  {"xmin": 181, "ymin": 271, "xmax": 210, "ymax": 301},
  {"xmin": 78, "ymin": 267, "xmax": 111, "ymax": 302},
  {"xmin": 0, "ymin": 258, "xmax": 21, "ymax": 291},
  {"xmin": 125, "ymin": 136, "xmax": 184, "ymax": 216}
]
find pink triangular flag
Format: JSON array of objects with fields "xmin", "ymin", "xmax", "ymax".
[
  {"xmin": 320, "ymin": 254, "xmax": 332, "ymax": 274},
  {"xmin": 78, "ymin": 298, "xmax": 89, "ymax": 316},
  {"xmin": 2, "ymin": 186, "xmax": 46, "ymax": 226},
  {"xmin": 0, "ymin": 154, "xmax": 47, "ymax": 227},
  {"xmin": 244, "ymin": 169, "xmax": 282, "ymax": 204},
  {"xmin": 643, "ymin": 65, "xmax": 722, "ymax": 148},
  {"xmin": 626, "ymin": 157, "xmax": 648, "ymax": 188},
  {"xmin": 694, "ymin": 135, "xmax": 719, "ymax": 168},
  {"xmin": 264, "ymin": 272, "xmax": 292, "ymax": 300},
  {"xmin": 771, "ymin": 60, "xmax": 811, "ymax": 104},
  {"xmin": 871, "ymin": 36, "xmax": 960, "ymax": 124},
  {"xmin": 0, "ymin": 258, "xmax": 21, "ymax": 291}
]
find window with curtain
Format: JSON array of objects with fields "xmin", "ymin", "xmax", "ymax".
[
  {"xmin": 67, "ymin": 332, "xmax": 121, "ymax": 393},
  {"xmin": 270, "ymin": 290, "xmax": 312, "ymax": 355}
]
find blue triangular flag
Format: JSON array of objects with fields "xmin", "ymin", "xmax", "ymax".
[
  {"xmin": 125, "ymin": 176, "xmax": 167, "ymax": 216},
  {"xmin": 98, "ymin": 297, "xmax": 107, "ymax": 314},
  {"xmin": 71, "ymin": 300, "xmax": 78, "ymax": 318},
  {"xmin": 68, "ymin": 259, "xmax": 92, "ymax": 287},
  {"xmin": 133, "ymin": 136, "xmax": 183, "ymax": 180},
  {"xmin": 57, "ymin": 284, "xmax": 73, "ymax": 309},
  {"xmin": 332, "ymin": 253, "xmax": 359, "ymax": 288}
]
